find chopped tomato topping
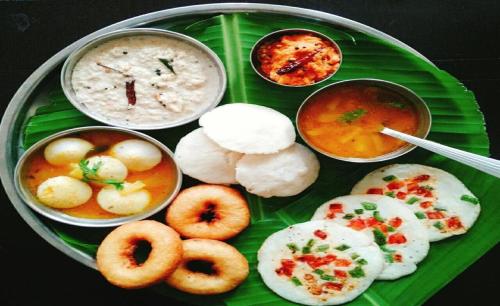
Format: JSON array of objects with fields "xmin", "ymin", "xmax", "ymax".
[
  {"xmin": 387, "ymin": 181, "xmax": 404, "ymax": 190},
  {"xmin": 367, "ymin": 188, "xmax": 383, "ymax": 195},
  {"xmin": 426, "ymin": 211, "xmax": 445, "ymax": 219},
  {"xmin": 334, "ymin": 270, "xmax": 347, "ymax": 278},
  {"xmin": 413, "ymin": 174, "xmax": 430, "ymax": 182},
  {"xmin": 334, "ymin": 259, "xmax": 352, "ymax": 267},
  {"xmin": 348, "ymin": 218, "xmax": 367, "ymax": 230},
  {"xmin": 327, "ymin": 203, "xmax": 344, "ymax": 219},
  {"xmin": 420, "ymin": 201, "xmax": 433, "ymax": 209},
  {"xmin": 396, "ymin": 191, "xmax": 407, "ymax": 200},
  {"xmin": 446, "ymin": 217, "xmax": 463, "ymax": 230},
  {"xmin": 324, "ymin": 282, "xmax": 343, "ymax": 291},
  {"xmin": 388, "ymin": 233, "xmax": 407, "ymax": 244},
  {"xmin": 366, "ymin": 217, "xmax": 382, "ymax": 227},
  {"xmin": 376, "ymin": 224, "xmax": 389, "ymax": 233},
  {"xmin": 297, "ymin": 254, "xmax": 337, "ymax": 268},
  {"xmin": 407, "ymin": 182, "xmax": 419, "ymax": 192},
  {"xmin": 393, "ymin": 254, "xmax": 403, "ymax": 262},
  {"xmin": 415, "ymin": 187, "xmax": 433, "ymax": 197},
  {"xmin": 314, "ymin": 229, "xmax": 328, "ymax": 240},
  {"xmin": 276, "ymin": 259, "xmax": 295, "ymax": 276},
  {"xmin": 388, "ymin": 217, "xmax": 403, "ymax": 228}
]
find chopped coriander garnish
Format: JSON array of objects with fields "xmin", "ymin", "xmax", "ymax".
[
  {"xmin": 380, "ymin": 245, "xmax": 395, "ymax": 253},
  {"xmin": 316, "ymin": 244, "xmax": 330, "ymax": 252},
  {"xmin": 320, "ymin": 274, "xmax": 336, "ymax": 281},
  {"xmin": 384, "ymin": 253, "xmax": 394, "ymax": 263},
  {"xmin": 373, "ymin": 228, "xmax": 386, "ymax": 246},
  {"xmin": 313, "ymin": 269, "xmax": 325, "ymax": 275},
  {"xmin": 343, "ymin": 213, "xmax": 355, "ymax": 220},
  {"xmin": 335, "ymin": 244, "xmax": 351, "ymax": 251},
  {"xmin": 306, "ymin": 239, "xmax": 315, "ymax": 247},
  {"xmin": 385, "ymin": 191, "xmax": 395, "ymax": 198},
  {"xmin": 286, "ymin": 243, "xmax": 299, "ymax": 252},
  {"xmin": 422, "ymin": 185, "xmax": 434, "ymax": 190},
  {"xmin": 362, "ymin": 202, "xmax": 377, "ymax": 210},
  {"xmin": 373, "ymin": 211, "xmax": 385, "ymax": 222},
  {"xmin": 291, "ymin": 276, "xmax": 302, "ymax": 286},
  {"xmin": 406, "ymin": 197, "xmax": 419, "ymax": 204},
  {"xmin": 435, "ymin": 207, "xmax": 448, "ymax": 211},
  {"xmin": 79, "ymin": 159, "xmax": 123, "ymax": 190},
  {"xmin": 158, "ymin": 58, "xmax": 175, "ymax": 74},
  {"xmin": 351, "ymin": 253, "xmax": 360, "ymax": 260},
  {"xmin": 102, "ymin": 179, "xmax": 124, "ymax": 191},
  {"xmin": 460, "ymin": 194, "xmax": 479, "ymax": 205},
  {"xmin": 387, "ymin": 226, "xmax": 395, "ymax": 232},
  {"xmin": 349, "ymin": 266, "xmax": 365, "ymax": 278},
  {"xmin": 338, "ymin": 109, "xmax": 367, "ymax": 123},
  {"xmin": 433, "ymin": 222, "xmax": 444, "ymax": 230},
  {"xmin": 302, "ymin": 246, "xmax": 311, "ymax": 254},
  {"xmin": 354, "ymin": 208, "xmax": 364, "ymax": 215},
  {"xmin": 356, "ymin": 258, "xmax": 368, "ymax": 265},
  {"xmin": 382, "ymin": 175, "xmax": 397, "ymax": 182},
  {"xmin": 415, "ymin": 212, "xmax": 426, "ymax": 219}
]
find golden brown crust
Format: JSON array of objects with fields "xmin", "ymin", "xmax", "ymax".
[
  {"xmin": 96, "ymin": 220, "xmax": 182, "ymax": 289},
  {"xmin": 166, "ymin": 184, "xmax": 250, "ymax": 240},
  {"xmin": 165, "ymin": 239, "xmax": 249, "ymax": 295}
]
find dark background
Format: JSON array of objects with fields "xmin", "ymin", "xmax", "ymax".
[{"xmin": 0, "ymin": 1, "xmax": 498, "ymax": 305}]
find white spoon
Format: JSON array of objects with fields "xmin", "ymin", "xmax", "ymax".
[{"xmin": 381, "ymin": 127, "xmax": 500, "ymax": 178}]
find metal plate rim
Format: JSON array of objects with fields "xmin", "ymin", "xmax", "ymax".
[{"xmin": 0, "ymin": 3, "xmax": 437, "ymax": 270}]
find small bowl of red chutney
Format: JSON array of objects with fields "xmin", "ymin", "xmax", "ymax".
[{"xmin": 250, "ymin": 28, "xmax": 342, "ymax": 87}]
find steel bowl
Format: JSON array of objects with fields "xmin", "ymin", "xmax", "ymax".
[
  {"xmin": 61, "ymin": 28, "xmax": 227, "ymax": 130},
  {"xmin": 296, "ymin": 79, "xmax": 432, "ymax": 162},
  {"xmin": 14, "ymin": 126, "xmax": 182, "ymax": 227},
  {"xmin": 250, "ymin": 28, "xmax": 342, "ymax": 87}
]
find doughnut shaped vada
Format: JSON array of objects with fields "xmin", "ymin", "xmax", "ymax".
[
  {"xmin": 166, "ymin": 239, "xmax": 249, "ymax": 295},
  {"xmin": 166, "ymin": 185, "xmax": 250, "ymax": 240},
  {"xmin": 96, "ymin": 220, "xmax": 182, "ymax": 289}
]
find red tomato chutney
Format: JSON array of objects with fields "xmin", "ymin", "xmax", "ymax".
[
  {"xmin": 298, "ymin": 84, "xmax": 419, "ymax": 158},
  {"xmin": 256, "ymin": 33, "xmax": 341, "ymax": 86}
]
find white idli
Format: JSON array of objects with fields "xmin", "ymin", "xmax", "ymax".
[
  {"xmin": 351, "ymin": 164, "xmax": 481, "ymax": 242},
  {"xmin": 175, "ymin": 128, "xmax": 242, "ymax": 184},
  {"xmin": 235, "ymin": 143, "xmax": 319, "ymax": 198},
  {"xmin": 199, "ymin": 103, "xmax": 295, "ymax": 154},
  {"xmin": 97, "ymin": 181, "xmax": 151, "ymax": 215},
  {"xmin": 257, "ymin": 220, "xmax": 384, "ymax": 305},
  {"xmin": 311, "ymin": 195, "xmax": 429, "ymax": 280}
]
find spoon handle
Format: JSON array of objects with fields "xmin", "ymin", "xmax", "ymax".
[{"xmin": 381, "ymin": 127, "xmax": 500, "ymax": 179}]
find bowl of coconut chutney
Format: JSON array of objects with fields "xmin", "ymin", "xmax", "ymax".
[{"xmin": 61, "ymin": 28, "xmax": 227, "ymax": 130}]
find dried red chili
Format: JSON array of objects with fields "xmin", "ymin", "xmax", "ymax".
[{"xmin": 125, "ymin": 80, "xmax": 137, "ymax": 106}]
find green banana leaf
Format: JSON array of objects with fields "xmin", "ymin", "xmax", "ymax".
[{"xmin": 21, "ymin": 12, "xmax": 499, "ymax": 306}]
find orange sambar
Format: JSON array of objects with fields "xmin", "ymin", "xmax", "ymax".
[
  {"xmin": 24, "ymin": 131, "xmax": 178, "ymax": 219},
  {"xmin": 298, "ymin": 85, "xmax": 419, "ymax": 158}
]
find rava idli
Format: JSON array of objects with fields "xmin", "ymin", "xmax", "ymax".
[
  {"xmin": 37, "ymin": 176, "xmax": 92, "ymax": 208},
  {"xmin": 44, "ymin": 137, "xmax": 94, "ymax": 166},
  {"xmin": 77, "ymin": 156, "xmax": 128, "ymax": 182},
  {"xmin": 97, "ymin": 181, "xmax": 151, "ymax": 215},
  {"xmin": 199, "ymin": 103, "xmax": 296, "ymax": 154},
  {"xmin": 351, "ymin": 164, "xmax": 481, "ymax": 242},
  {"xmin": 174, "ymin": 128, "xmax": 242, "ymax": 184},
  {"xmin": 110, "ymin": 139, "xmax": 162, "ymax": 172},
  {"xmin": 258, "ymin": 220, "xmax": 383, "ymax": 305},
  {"xmin": 311, "ymin": 195, "xmax": 429, "ymax": 280},
  {"xmin": 235, "ymin": 143, "xmax": 319, "ymax": 198}
]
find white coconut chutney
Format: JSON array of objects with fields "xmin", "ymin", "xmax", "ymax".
[{"xmin": 71, "ymin": 35, "xmax": 222, "ymax": 128}]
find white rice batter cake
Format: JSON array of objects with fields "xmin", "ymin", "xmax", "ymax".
[
  {"xmin": 312, "ymin": 195, "xmax": 429, "ymax": 280},
  {"xmin": 258, "ymin": 220, "xmax": 383, "ymax": 305},
  {"xmin": 235, "ymin": 143, "xmax": 319, "ymax": 197},
  {"xmin": 351, "ymin": 164, "xmax": 481, "ymax": 242},
  {"xmin": 174, "ymin": 128, "xmax": 242, "ymax": 184},
  {"xmin": 199, "ymin": 103, "xmax": 296, "ymax": 154}
]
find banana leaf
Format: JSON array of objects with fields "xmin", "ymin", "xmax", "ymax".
[{"xmin": 21, "ymin": 12, "xmax": 499, "ymax": 306}]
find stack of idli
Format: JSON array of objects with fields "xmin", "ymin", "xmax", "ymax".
[{"xmin": 175, "ymin": 103, "xmax": 320, "ymax": 198}]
